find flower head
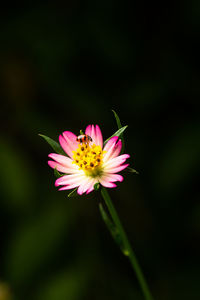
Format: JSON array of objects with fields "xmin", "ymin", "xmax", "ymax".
[{"xmin": 48, "ymin": 125, "xmax": 130, "ymax": 195}]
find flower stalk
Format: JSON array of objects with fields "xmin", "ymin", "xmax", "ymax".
[{"xmin": 100, "ymin": 187, "xmax": 154, "ymax": 300}]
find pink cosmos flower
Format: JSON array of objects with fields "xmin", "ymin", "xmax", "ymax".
[{"xmin": 48, "ymin": 125, "xmax": 130, "ymax": 195}]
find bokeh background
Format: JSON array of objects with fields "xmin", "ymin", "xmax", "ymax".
[{"xmin": 0, "ymin": 1, "xmax": 199, "ymax": 300}]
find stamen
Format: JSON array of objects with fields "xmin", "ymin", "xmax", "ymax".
[{"xmin": 72, "ymin": 142, "xmax": 105, "ymax": 176}]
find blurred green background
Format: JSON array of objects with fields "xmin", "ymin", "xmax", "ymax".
[{"xmin": 0, "ymin": 1, "xmax": 199, "ymax": 300}]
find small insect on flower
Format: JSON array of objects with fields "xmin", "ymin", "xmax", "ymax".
[{"xmin": 76, "ymin": 134, "xmax": 93, "ymax": 144}]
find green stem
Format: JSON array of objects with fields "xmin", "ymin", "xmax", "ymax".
[{"xmin": 101, "ymin": 187, "xmax": 154, "ymax": 300}]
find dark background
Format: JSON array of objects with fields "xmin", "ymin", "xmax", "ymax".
[{"xmin": 0, "ymin": 1, "xmax": 199, "ymax": 300}]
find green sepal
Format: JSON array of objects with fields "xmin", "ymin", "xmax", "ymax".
[
  {"xmin": 67, "ymin": 188, "xmax": 78, "ymax": 198},
  {"xmin": 54, "ymin": 168, "xmax": 63, "ymax": 178},
  {"xmin": 39, "ymin": 134, "xmax": 66, "ymax": 155},
  {"xmin": 99, "ymin": 203, "xmax": 128, "ymax": 255},
  {"xmin": 112, "ymin": 110, "xmax": 125, "ymax": 153},
  {"xmin": 103, "ymin": 125, "xmax": 128, "ymax": 146},
  {"xmin": 94, "ymin": 182, "xmax": 100, "ymax": 191},
  {"xmin": 127, "ymin": 167, "xmax": 139, "ymax": 174}
]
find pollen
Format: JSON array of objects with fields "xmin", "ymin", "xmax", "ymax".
[{"xmin": 72, "ymin": 143, "xmax": 105, "ymax": 176}]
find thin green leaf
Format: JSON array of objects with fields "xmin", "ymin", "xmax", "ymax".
[
  {"xmin": 94, "ymin": 183, "xmax": 100, "ymax": 191},
  {"xmin": 112, "ymin": 110, "xmax": 125, "ymax": 153},
  {"xmin": 103, "ymin": 126, "xmax": 128, "ymax": 146},
  {"xmin": 39, "ymin": 134, "xmax": 66, "ymax": 155},
  {"xmin": 54, "ymin": 168, "xmax": 63, "ymax": 178},
  {"xmin": 112, "ymin": 110, "xmax": 122, "ymax": 129},
  {"xmin": 99, "ymin": 203, "xmax": 128, "ymax": 255},
  {"xmin": 127, "ymin": 167, "xmax": 139, "ymax": 175},
  {"xmin": 67, "ymin": 188, "xmax": 78, "ymax": 198}
]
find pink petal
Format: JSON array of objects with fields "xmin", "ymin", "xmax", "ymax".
[
  {"xmin": 63, "ymin": 131, "xmax": 78, "ymax": 145},
  {"xmin": 48, "ymin": 153, "xmax": 78, "ymax": 169},
  {"xmin": 104, "ymin": 154, "xmax": 130, "ymax": 169},
  {"xmin": 59, "ymin": 177, "xmax": 97, "ymax": 193},
  {"xmin": 95, "ymin": 125, "xmax": 103, "ymax": 148},
  {"xmin": 59, "ymin": 135, "xmax": 73, "ymax": 158},
  {"xmin": 104, "ymin": 163, "xmax": 129, "ymax": 173},
  {"xmin": 55, "ymin": 174, "xmax": 85, "ymax": 187},
  {"xmin": 86, "ymin": 186, "xmax": 94, "ymax": 194},
  {"xmin": 102, "ymin": 174, "xmax": 124, "ymax": 182},
  {"xmin": 103, "ymin": 136, "xmax": 118, "ymax": 151},
  {"xmin": 48, "ymin": 160, "xmax": 79, "ymax": 174},
  {"xmin": 85, "ymin": 125, "xmax": 95, "ymax": 141},
  {"xmin": 85, "ymin": 125, "xmax": 92, "ymax": 136},
  {"xmin": 91, "ymin": 125, "xmax": 95, "ymax": 142},
  {"xmin": 109, "ymin": 139, "xmax": 122, "ymax": 159},
  {"xmin": 77, "ymin": 177, "xmax": 93, "ymax": 195},
  {"xmin": 99, "ymin": 178, "xmax": 117, "ymax": 188},
  {"xmin": 85, "ymin": 178, "xmax": 98, "ymax": 194},
  {"xmin": 59, "ymin": 131, "xmax": 78, "ymax": 158},
  {"xmin": 103, "ymin": 136, "xmax": 119, "ymax": 162},
  {"xmin": 85, "ymin": 124, "xmax": 103, "ymax": 147},
  {"xmin": 82, "ymin": 178, "xmax": 96, "ymax": 194},
  {"xmin": 58, "ymin": 183, "xmax": 80, "ymax": 191},
  {"xmin": 86, "ymin": 178, "xmax": 98, "ymax": 194}
]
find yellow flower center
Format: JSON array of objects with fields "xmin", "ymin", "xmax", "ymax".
[{"xmin": 72, "ymin": 143, "xmax": 105, "ymax": 177}]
